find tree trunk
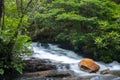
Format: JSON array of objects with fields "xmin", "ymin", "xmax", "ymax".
[{"xmin": 0, "ymin": 0, "xmax": 3, "ymax": 21}]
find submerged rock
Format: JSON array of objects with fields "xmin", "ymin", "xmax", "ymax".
[{"xmin": 78, "ymin": 58, "xmax": 100, "ymax": 72}]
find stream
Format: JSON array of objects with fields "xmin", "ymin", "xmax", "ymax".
[{"xmin": 22, "ymin": 42, "xmax": 120, "ymax": 80}]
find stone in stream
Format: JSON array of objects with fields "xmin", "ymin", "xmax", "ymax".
[
  {"xmin": 23, "ymin": 59, "xmax": 57, "ymax": 72},
  {"xmin": 18, "ymin": 70, "xmax": 76, "ymax": 80},
  {"xmin": 100, "ymin": 69, "xmax": 120, "ymax": 76},
  {"xmin": 78, "ymin": 58, "xmax": 100, "ymax": 73},
  {"xmin": 109, "ymin": 70, "xmax": 120, "ymax": 76},
  {"xmin": 17, "ymin": 70, "xmax": 93, "ymax": 80},
  {"xmin": 23, "ymin": 58, "xmax": 70, "ymax": 72},
  {"xmin": 100, "ymin": 69, "xmax": 110, "ymax": 74},
  {"xmin": 22, "ymin": 70, "xmax": 74, "ymax": 77}
]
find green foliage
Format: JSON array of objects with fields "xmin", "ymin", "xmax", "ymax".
[
  {"xmin": 29, "ymin": 0, "xmax": 120, "ymax": 62},
  {"xmin": 0, "ymin": 0, "xmax": 32, "ymax": 76},
  {"xmin": 0, "ymin": 69, "xmax": 4, "ymax": 75}
]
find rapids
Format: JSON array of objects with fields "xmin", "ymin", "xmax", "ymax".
[{"xmin": 30, "ymin": 42, "xmax": 120, "ymax": 76}]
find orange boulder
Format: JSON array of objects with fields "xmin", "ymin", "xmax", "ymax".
[{"xmin": 78, "ymin": 58, "xmax": 100, "ymax": 72}]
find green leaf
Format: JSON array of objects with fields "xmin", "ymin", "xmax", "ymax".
[{"xmin": 0, "ymin": 69, "xmax": 4, "ymax": 75}]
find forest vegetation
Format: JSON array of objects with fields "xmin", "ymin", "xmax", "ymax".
[
  {"xmin": 0, "ymin": 0, "xmax": 120, "ymax": 79},
  {"xmin": 29, "ymin": 0, "xmax": 120, "ymax": 63}
]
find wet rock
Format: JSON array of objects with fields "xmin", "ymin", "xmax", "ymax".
[
  {"xmin": 109, "ymin": 70, "xmax": 120, "ymax": 76},
  {"xmin": 23, "ymin": 70, "xmax": 74, "ymax": 77},
  {"xmin": 18, "ymin": 70, "xmax": 76, "ymax": 80},
  {"xmin": 17, "ymin": 70, "xmax": 94, "ymax": 80},
  {"xmin": 100, "ymin": 69, "xmax": 120, "ymax": 76},
  {"xmin": 78, "ymin": 58, "xmax": 100, "ymax": 72},
  {"xmin": 100, "ymin": 69, "xmax": 110, "ymax": 74},
  {"xmin": 41, "ymin": 43, "xmax": 49, "ymax": 48},
  {"xmin": 24, "ymin": 58, "xmax": 71, "ymax": 72},
  {"xmin": 24, "ymin": 59, "xmax": 56, "ymax": 72},
  {"xmin": 24, "ymin": 58, "xmax": 50, "ymax": 64}
]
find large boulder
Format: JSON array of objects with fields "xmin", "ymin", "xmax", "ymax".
[{"xmin": 78, "ymin": 58, "xmax": 100, "ymax": 72}]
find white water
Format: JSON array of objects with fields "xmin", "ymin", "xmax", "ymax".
[{"xmin": 31, "ymin": 42, "xmax": 120, "ymax": 76}]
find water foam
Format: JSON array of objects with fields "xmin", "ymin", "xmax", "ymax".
[{"xmin": 32, "ymin": 42, "xmax": 120, "ymax": 75}]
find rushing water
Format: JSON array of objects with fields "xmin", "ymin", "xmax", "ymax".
[{"xmin": 30, "ymin": 42, "xmax": 120, "ymax": 76}]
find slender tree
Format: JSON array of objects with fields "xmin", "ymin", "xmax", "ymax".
[
  {"xmin": 0, "ymin": 0, "xmax": 40, "ymax": 79},
  {"xmin": 0, "ymin": 0, "xmax": 4, "ymax": 29},
  {"xmin": 0, "ymin": 0, "xmax": 3, "ymax": 19}
]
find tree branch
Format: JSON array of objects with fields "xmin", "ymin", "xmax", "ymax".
[
  {"xmin": 7, "ymin": 0, "xmax": 33, "ymax": 53},
  {"xmin": 23, "ymin": 0, "xmax": 32, "ymax": 14},
  {"xmin": 27, "ymin": 0, "xmax": 40, "ymax": 19}
]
